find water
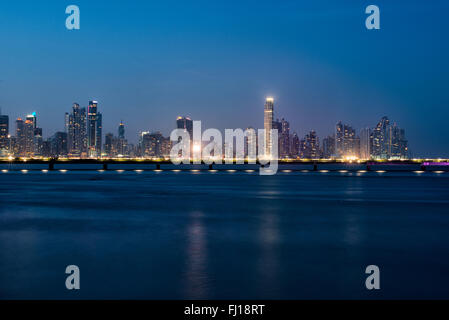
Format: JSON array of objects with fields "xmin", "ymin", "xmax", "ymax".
[{"xmin": 1, "ymin": 169, "xmax": 449, "ymax": 299}]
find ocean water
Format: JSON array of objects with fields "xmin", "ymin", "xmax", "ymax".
[{"xmin": 1, "ymin": 169, "xmax": 449, "ymax": 299}]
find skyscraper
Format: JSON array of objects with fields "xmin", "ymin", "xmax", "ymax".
[
  {"xmin": 264, "ymin": 97, "xmax": 274, "ymax": 155},
  {"xmin": 118, "ymin": 121, "xmax": 125, "ymax": 139},
  {"xmin": 244, "ymin": 127, "xmax": 257, "ymax": 158},
  {"xmin": 176, "ymin": 116, "xmax": 193, "ymax": 139},
  {"xmin": 26, "ymin": 113, "xmax": 37, "ymax": 130},
  {"xmin": 176, "ymin": 116, "xmax": 193, "ymax": 156},
  {"xmin": 290, "ymin": 132, "xmax": 300, "ymax": 158},
  {"xmin": 104, "ymin": 133, "xmax": 115, "ymax": 157},
  {"xmin": 24, "ymin": 116, "xmax": 36, "ymax": 156},
  {"xmin": 359, "ymin": 127, "xmax": 371, "ymax": 159},
  {"xmin": 335, "ymin": 122, "xmax": 359, "ymax": 158},
  {"xmin": 280, "ymin": 118, "xmax": 290, "ymax": 158},
  {"xmin": 67, "ymin": 103, "xmax": 87, "ymax": 157},
  {"xmin": 64, "ymin": 112, "xmax": 70, "ymax": 133},
  {"xmin": 87, "ymin": 101, "xmax": 102, "ymax": 157},
  {"xmin": 96, "ymin": 112, "xmax": 103, "ymax": 155},
  {"xmin": 33, "ymin": 127, "xmax": 43, "ymax": 156},
  {"xmin": 51, "ymin": 132, "xmax": 68, "ymax": 156},
  {"xmin": 15, "ymin": 118, "xmax": 25, "ymax": 156},
  {"xmin": 0, "ymin": 114, "xmax": 9, "ymax": 151},
  {"xmin": 301, "ymin": 130, "xmax": 320, "ymax": 159},
  {"xmin": 321, "ymin": 135, "xmax": 335, "ymax": 159},
  {"xmin": 117, "ymin": 121, "xmax": 126, "ymax": 156},
  {"xmin": 386, "ymin": 122, "xmax": 408, "ymax": 159},
  {"xmin": 372, "ymin": 116, "xmax": 390, "ymax": 159}
]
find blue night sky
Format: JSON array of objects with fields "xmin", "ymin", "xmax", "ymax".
[{"xmin": 0, "ymin": 0, "xmax": 448, "ymax": 156}]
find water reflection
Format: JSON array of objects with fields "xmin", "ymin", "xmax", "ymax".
[
  {"xmin": 183, "ymin": 211, "xmax": 209, "ymax": 299},
  {"xmin": 343, "ymin": 214, "xmax": 362, "ymax": 246},
  {"xmin": 257, "ymin": 207, "xmax": 281, "ymax": 297}
]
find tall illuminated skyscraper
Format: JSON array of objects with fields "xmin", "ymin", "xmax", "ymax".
[
  {"xmin": 117, "ymin": 121, "xmax": 126, "ymax": 156},
  {"xmin": 26, "ymin": 113, "xmax": 37, "ymax": 130},
  {"xmin": 264, "ymin": 97, "xmax": 274, "ymax": 155},
  {"xmin": 24, "ymin": 117, "xmax": 35, "ymax": 156},
  {"xmin": 67, "ymin": 103, "xmax": 87, "ymax": 157},
  {"xmin": 87, "ymin": 100, "xmax": 102, "ymax": 157}
]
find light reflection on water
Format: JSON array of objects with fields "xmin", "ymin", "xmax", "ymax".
[
  {"xmin": 257, "ymin": 208, "xmax": 281, "ymax": 297},
  {"xmin": 184, "ymin": 211, "xmax": 209, "ymax": 299}
]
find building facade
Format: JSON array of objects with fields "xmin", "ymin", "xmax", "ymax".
[
  {"xmin": 264, "ymin": 97, "xmax": 274, "ymax": 156},
  {"xmin": 87, "ymin": 101, "xmax": 102, "ymax": 157},
  {"xmin": 0, "ymin": 114, "xmax": 9, "ymax": 153}
]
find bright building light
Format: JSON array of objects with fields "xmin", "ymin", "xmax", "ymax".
[{"xmin": 344, "ymin": 155, "xmax": 358, "ymax": 162}]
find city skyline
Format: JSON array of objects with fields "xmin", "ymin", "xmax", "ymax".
[
  {"xmin": 0, "ymin": 1, "xmax": 448, "ymax": 156},
  {"xmin": 0, "ymin": 97, "xmax": 410, "ymax": 160}
]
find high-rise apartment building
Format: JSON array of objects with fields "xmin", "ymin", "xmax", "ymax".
[
  {"xmin": 140, "ymin": 131, "xmax": 170, "ymax": 158},
  {"xmin": 280, "ymin": 118, "xmax": 290, "ymax": 158},
  {"xmin": 321, "ymin": 135, "xmax": 335, "ymax": 159},
  {"xmin": 359, "ymin": 127, "xmax": 371, "ymax": 159},
  {"xmin": 0, "ymin": 114, "xmax": 9, "ymax": 151},
  {"xmin": 300, "ymin": 130, "xmax": 320, "ymax": 159},
  {"xmin": 87, "ymin": 101, "xmax": 102, "ymax": 157},
  {"xmin": 51, "ymin": 132, "xmax": 68, "ymax": 156},
  {"xmin": 176, "ymin": 116, "xmax": 193, "ymax": 140},
  {"xmin": 335, "ymin": 122, "xmax": 359, "ymax": 158},
  {"xmin": 371, "ymin": 116, "xmax": 389, "ymax": 159},
  {"xmin": 290, "ymin": 132, "xmax": 300, "ymax": 158},
  {"xmin": 67, "ymin": 103, "xmax": 87, "ymax": 157},
  {"xmin": 117, "ymin": 121, "xmax": 127, "ymax": 155},
  {"xmin": 371, "ymin": 116, "xmax": 407, "ymax": 159},
  {"xmin": 264, "ymin": 97, "xmax": 274, "ymax": 155},
  {"xmin": 23, "ymin": 115, "xmax": 36, "ymax": 157}
]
